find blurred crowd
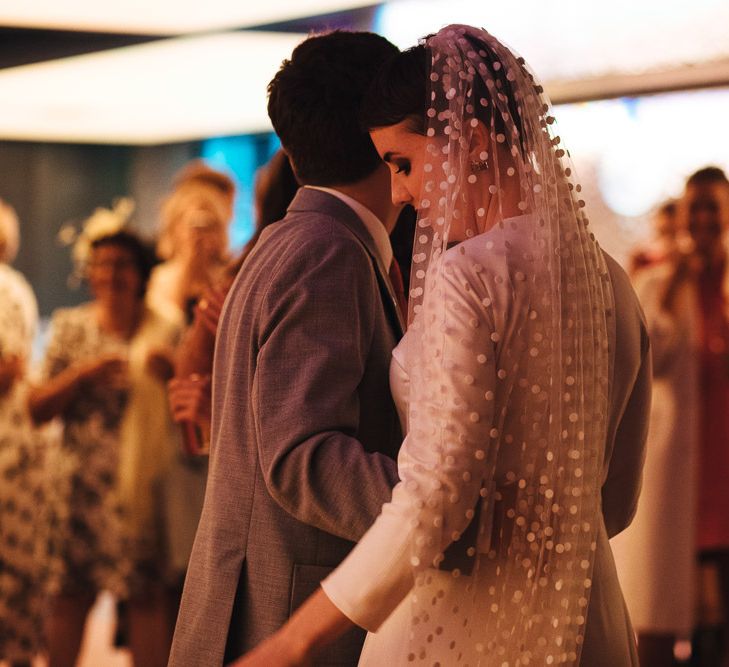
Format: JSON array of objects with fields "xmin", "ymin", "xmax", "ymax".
[
  {"xmin": 613, "ymin": 166, "xmax": 729, "ymax": 667},
  {"xmin": 0, "ymin": 159, "xmax": 728, "ymax": 667},
  {"xmin": 0, "ymin": 151, "xmax": 299, "ymax": 667}
]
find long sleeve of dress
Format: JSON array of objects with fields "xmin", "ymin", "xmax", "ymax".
[{"xmin": 322, "ymin": 253, "xmax": 498, "ymax": 631}]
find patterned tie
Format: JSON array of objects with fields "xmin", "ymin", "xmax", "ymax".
[{"xmin": 388, "ymin": 258, "xmax": 408, "ymax": 324}]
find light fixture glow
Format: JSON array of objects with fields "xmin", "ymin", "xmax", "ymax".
[
  {"xmin": 556, "ymin": 89, "xmax": 729, "ymax": 218},
  {"xmin": 0, "ymin": 32, "xmax": 307, "ymax": 144},
  {"xmin": 376, "ymin": 0, "xmax": 729, "ymax": 92}
]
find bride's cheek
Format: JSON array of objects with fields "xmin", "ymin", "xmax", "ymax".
[{"xmin": 416, "ymin": 171, "xmax": 426, "ymax": 203}]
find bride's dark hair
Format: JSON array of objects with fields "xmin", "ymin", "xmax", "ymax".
[
  {"xmin": 361, "ymin": 35, "xmax": 525, "ymax": 145},
  {"xmin": 360, "ymin": 44, "xmax": 429, "ymax": 135}
]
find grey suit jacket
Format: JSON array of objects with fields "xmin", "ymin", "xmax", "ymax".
[{"xmin": 169, "ymin": 188, "xmax": 404, "ymax": 667}]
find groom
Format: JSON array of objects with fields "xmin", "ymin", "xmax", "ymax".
[{"xmin": 168, "ymin": 31, "xmax": 404, "ymax": 666}]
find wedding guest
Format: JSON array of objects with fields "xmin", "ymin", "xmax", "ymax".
[
  {"xmin": 167, "ymin": 149, "xmax": 299, "ymax": 454},
  {"xmin": 612, "ymin": 166, "xmax": 729, "ymax": 667},
  {"xmin": 629, "ymin": 199, "xmax": 679, "ymax": 275},
  {"xmin": 147, "ymin": 175, "xmax": 232, "ymax": 324},
  {"xmin": 171, "ymin": 159, "xmax": 236, "ymax": 223},
  {"xmin": 0, "ymin": 199, "xmax": 50, "ymax": 667},
  {"xmin": 28, "ymin": 203, "xmax": 181, "ymax": 667},
  {"xmin": 237, "ymin": 25, "xmax": 650, "ymax": 667},
  {"xmin": 143, "ymin": 166, "xmax": 237, "ymax": 638}
]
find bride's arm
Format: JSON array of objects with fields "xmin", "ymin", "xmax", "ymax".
[
  {"xmin": 319, "ymin": 259, "xmax": 499, "ymax": 629},
  {"xmin": 229, "ymin": 589, "xmax": 353, "ymax": 666}
]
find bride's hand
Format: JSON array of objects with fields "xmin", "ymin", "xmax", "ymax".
[
  {"xmin": 228, "ymin": 588, "xmax": 354, "ymax": 667},
  {"xmin": 227, "ymin": 630, "xmax": 309, "ymax": 666}
]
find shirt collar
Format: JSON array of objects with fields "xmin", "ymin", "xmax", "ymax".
[{"xmin": 305, "ymin": 185, "xmax": 393, "ymax": 269}]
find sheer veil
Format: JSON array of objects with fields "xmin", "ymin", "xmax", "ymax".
[{"xmin": 402, "ymin": 25, "xmax": 612, "ymax": 665}]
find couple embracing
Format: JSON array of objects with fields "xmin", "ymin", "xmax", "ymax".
[{"xmin": 170, "ymin": 25, "xmax": 650, "ymax": 667}]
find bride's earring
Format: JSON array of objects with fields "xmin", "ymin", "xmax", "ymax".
[{"xmin": 471, "ymin": 151, "xmax": 489, "ymax": 172}]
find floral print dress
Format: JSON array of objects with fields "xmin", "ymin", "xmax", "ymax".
[
  {"xmin": 41, "ymin": 302, "xmax": 179, "ymax": 599},
  {"xmin": 0, "ymin": 263, "xmax": 51, "ymax": 663}
]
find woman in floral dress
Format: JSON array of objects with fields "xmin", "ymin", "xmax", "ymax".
[
  {"xmin": 0, "ymin": 199, "xmax": 50, "ymax": 667},
  {"xmin": 29, "ymin": 213, "xmax": 181, "ymax": 667}
]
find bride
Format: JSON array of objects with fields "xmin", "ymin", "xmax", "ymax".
[{"xmin": 237, "ymin": 24, "xmax": 650, "ymax": 666}]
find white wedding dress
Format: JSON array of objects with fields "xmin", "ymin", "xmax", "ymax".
[
  {"xmin": 357, "ymin": 329, "xmax": 479, "ymax": 665},
  {"xmin": 321, "ymin": 215, "xmax": 645, "ymax": 665},
  {"xmin": 323, "ymin": 220, "xmax": 551, "ymax": 663}
]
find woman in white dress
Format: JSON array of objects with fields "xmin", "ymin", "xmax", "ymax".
[{"xmin": 237, "ymin": 25, "xmax": 650, "ymax": 666}]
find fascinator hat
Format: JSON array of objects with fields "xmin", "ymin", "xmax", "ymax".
[{"xmin": 57, "ymin": 197, "xmax": 136, "ymax": 287}]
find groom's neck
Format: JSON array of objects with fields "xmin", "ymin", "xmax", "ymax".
[{"xmin": 325, "ymin": 164, "xmax": 400, "ymax": 234}]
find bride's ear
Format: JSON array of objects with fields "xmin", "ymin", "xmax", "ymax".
[{"xmin": 468, "ymin": 120, "xmax": 491, "ymax": 165}]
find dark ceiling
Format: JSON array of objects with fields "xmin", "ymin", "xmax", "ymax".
[{"xmin": 0, "ymin": 28, "xmax": 165, "ymax": 69}]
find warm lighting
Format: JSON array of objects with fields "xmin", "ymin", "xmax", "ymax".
[
  {"xmin": 556, "ymin": 88, "xmax": 729, "ymax": 217},
  {"xmin": 0, "ymin": 32, "xmax": 306, "ymax": 144},
  {"xmin": 376, "ymin": 0, "xmax": 729, "ymax": 98},
  {"xmin": 0, "ymin": 0, "xmax": 375, "ymax": 34}
]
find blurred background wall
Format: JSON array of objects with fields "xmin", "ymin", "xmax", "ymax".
[{"xmin": 0, "ymin": 0, "xmax": 727, "ymax": 316}]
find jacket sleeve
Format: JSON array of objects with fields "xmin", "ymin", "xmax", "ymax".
[{"xmin": 252, "ymin": 230, "xmax": 399, "ymax": 543}]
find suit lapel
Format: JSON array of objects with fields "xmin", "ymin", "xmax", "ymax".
[{"xmin": 287, "ymin": 188, "xmax": 406, "ymax": 337}]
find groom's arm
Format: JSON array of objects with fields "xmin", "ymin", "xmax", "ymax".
[{"xmin": 252, "ymin": 228, "xmax": 399, "ymax": 542}]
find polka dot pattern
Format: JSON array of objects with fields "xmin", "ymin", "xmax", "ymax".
[{"xmin": 400, "ymin": 24, "xmax": 611, "ymax": 666}]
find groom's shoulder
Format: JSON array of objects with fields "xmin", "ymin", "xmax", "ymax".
[{"xmin": 256, "ymin": 210, "xmax": 372, "ymax": 269}]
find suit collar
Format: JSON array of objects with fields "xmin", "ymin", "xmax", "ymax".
[
  {"xmin": 287, "ymin": 187, "xmax": 381, "ymax": 261},
  {"xmin": 303, "ymin": 186, "xmax": 393, "ymax": 271}
]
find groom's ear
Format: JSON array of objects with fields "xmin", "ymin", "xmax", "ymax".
[{"xmin": 468, "ymin": 120, "xmax": 491, "ymax": 163}]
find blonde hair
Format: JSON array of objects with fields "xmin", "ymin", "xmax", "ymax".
[
  {"xmin": 174, "ymin": 160, "xmax": 236, "ymax": 204},
  {"xmin": 157, "ymin": 182, "xmax": 230, "ymax": 260},
  {"xmin": 0, "ymin": 198, "xmax": 20, "ymax": 263}
]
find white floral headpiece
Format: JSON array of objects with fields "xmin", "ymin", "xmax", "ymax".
[{"xmin": 57, "ymin": 197, "xmax": 135, "ymax": 287}]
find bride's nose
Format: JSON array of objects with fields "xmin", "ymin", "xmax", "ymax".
[{"xmin": 391, "ymin": 178, "xmax": 412, "ymax": 207}]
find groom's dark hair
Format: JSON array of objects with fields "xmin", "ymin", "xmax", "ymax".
[{"xmin": 267, "ymin": 31, "xmax": 398, "ymax": 186}]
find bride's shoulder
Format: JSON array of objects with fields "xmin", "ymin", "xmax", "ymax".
[
  {"xmin": 434, "ymin": 240, "xmax": 499, "ymax": 310},
  {"xmin": 441, "ymin": 233, "xmax": 505, "ymax": 283},
  {"xmin": 442, "ymin": 240, "xmax": 485, "ymax": 275}
]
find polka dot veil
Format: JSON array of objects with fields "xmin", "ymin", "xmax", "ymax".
[{"xmin": 399, "ymin": 25, "xmax": 613, "ymax": 665}]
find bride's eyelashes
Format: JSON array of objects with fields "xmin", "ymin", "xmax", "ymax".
[{"xmin": 394, "ymin": 160, "xmax": 411, "ymax": 176}]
